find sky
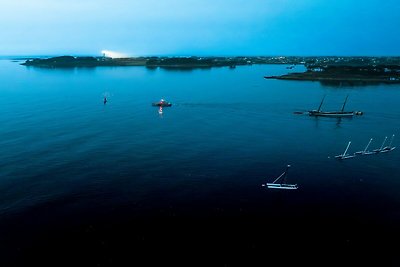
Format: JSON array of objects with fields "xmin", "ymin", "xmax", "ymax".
[{"xmin": 1, "ymin": 0, "xmax": 400, "ymax": 56}]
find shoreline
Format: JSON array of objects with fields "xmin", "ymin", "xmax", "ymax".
[
  {"xmin": 265, "ymin": 63, "xmax": 400, "ymax": 85},
  {"xmin": 20, "ymin": 56, "xmax": 400, "ymax": 85},
  {"xmin": 20, "ymin": 55, "xmax": 400, "ymax": 69},
  {"xmin": 264, "ymin": 73, "xmax": 400, "ymax": 84}
]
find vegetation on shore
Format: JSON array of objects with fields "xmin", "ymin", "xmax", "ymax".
[
  {"xmin": 21, "ymin": 55, "xmax": 257, "ymax": 68},
  {"xmin": 21, "ymin": 56, "xmax": 147, "ymax": 67},
  {"xmin": 265, "ymin": 63, "xmax": 400, "ymax": 85},
  {"xmin": 22, "ymin": 55, "xmax": 400, "ymax": 68},
  {"xmin": 21, "ymin": 55, "xmax": 400, "ymax": 85}
]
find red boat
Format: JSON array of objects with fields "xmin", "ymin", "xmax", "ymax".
[{"xmin": 152, "ymin": 99, "xmax": 172, "ymax": 107}]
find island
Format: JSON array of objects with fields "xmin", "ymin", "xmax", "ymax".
[
  {"xmin": 21, "ymin": 55, "xmax": 262, "ymax": 69},
  {"xmin": 21, "ymin": 55, "xmax": 400, "ymax": 68},
  {"xmin": 264, "ymin": 58, "xmax": 400, "ymax": 85},
  {"xmin": 21, "ymin": 56, "xmax": 400, "ymax": 85}
]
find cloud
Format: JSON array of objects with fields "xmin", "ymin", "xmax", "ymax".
[{"xmin": 101, "ymin": 50, "xmax": 129, "ymax": 58}]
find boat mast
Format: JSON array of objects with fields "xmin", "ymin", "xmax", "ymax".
[
  {"xmin": 341, "ymin": 94, "xmax": 349, "ymax": 112},
  {"xmin": 282, "ymin": 165, "xmax": 290, "ymax": 184},
  {"xmin": 388, "ymin": 134, "xmax": 395, "ymax": 148},
  {"xmin": 379, "ymin": 136, "xmax": 388, "ymax": 150},
  {"xmin": 271, "ymin": 165, "xmax": 290, "ymax": 184},
  {"xmin": 363, "ymin": 138, "xmax": 373, "ymax": 152},
  {"xmin": 271, "ymin": 171, "xmax": 285, "ymax": 184},
  {"xmin": 343, "ymin": 141, "xmax": 351, "ymax": 156},
  {"xmin": 317, "ymin": 95, "xmax": 326, "ymax": 112}
]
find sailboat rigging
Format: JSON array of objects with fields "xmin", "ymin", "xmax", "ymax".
[
  {"xmin": 355, "ymin": 138, "xmax": 375, "ymax": 155},
  {"xmin": 380, "ymin": 134, "xmax": 396, "ymax": 153},
  {"xmin": 308, "ymin": 95, "xmax": 363, "ymax": 117},
  {"xmin": 373, "ymin": 136, "xmax": 388, "ymax": 153},
  {"xmin": 262, "ymin": 165, "xmax": 298, "ymax": 190},
  {"xmin": 335, "ymin": 141, "xmax": 355, "ymax": 160},
  {"xmin": 336, "ymin": 135, "xmax": 396, "ymax": 159}
]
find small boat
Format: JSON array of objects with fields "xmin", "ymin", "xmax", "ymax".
[
  {"xmin": 355, "ymin": 138, "xmax": 375, "ymax": 155},
  {"xmin": 152, "ymin": 99, "xmax": 172, "ymax": 107},
  {"xmin": 308, "ymin": 95, "xmax": 362, "ymax": 117},
  {"xmin": 380, "ymin": 134, "xmax": 396, "ymax": 153},
  {"xmin": 335, "ymin": 141, "xmax": 355, "ymax": 160},
  {"xmin": 372, "ymin": 136, "xmax": 388, "ymax": 153},
  {"xmin": 262, "ymin": 165, "xmax": 298, "ymax": 190}
]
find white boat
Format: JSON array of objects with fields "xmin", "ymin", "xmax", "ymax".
[
  {"xmin": 335, "ymin": 141, "xmax": 355, "ymax": 160},
  {"xmin": 262, "ymin": 165, "xmax": 298, "ymax": 190},
  {"xmin": 372, "ymin": 136, "xmax": 388, "ymax": 153},
  {"xmin": 380, "ymin": 134, "xmax": 396, "ymax": 153}
]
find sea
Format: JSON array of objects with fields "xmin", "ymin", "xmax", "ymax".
[{"xmin": 0, "ymin": 58, "xmax": 399, "ymax": 266}]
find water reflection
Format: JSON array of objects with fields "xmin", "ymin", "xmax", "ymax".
[
  {"xmin": 319, "ymin": 80, "xmax": 398, "ymax": 88},
  {"xmin": 25, "ymin": 65, "xmax": 97, "ymax": 74}
]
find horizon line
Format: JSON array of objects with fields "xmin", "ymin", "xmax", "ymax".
[{"xmin": 2, "ymin": 54, "xmax": 400, "ymax": 59}]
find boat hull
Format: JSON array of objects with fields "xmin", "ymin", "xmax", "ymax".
[
  {"xmin": 339, "ymin": 156, "xmax": 355, "ymax": 159},
  {"xmin": 152, "ymin": 103, "xmax": 172, "ymax": 107},
  {"xmin": 379, "ymin": 147, "xmax": 396, "ymax": 153},
  {"xmin": 308, "ymin": 111, "xmax": 354, "ymax": 117},
  {"xmin": 355, "ymin": 151, "xmax": 376, "ymax": 155},
  {"xmin": 265, "ymin": 183, "xmax": 298, "ymax": 190}
]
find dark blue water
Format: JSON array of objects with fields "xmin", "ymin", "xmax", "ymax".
[{"xmin": 1, "ymin": 59, "xmax": 399, "ymax": 265}]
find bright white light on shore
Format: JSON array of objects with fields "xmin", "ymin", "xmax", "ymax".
[{"xmin": 101, "ymin": 50, "xmax": 128, "ymax": 58}]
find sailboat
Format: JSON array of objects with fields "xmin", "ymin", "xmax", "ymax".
[
  {"xmin": 372, "ymin": 136, "xmax": 388, "ymax": 153},
  {"xmin": 262, "ymin": 165, "xmax": 298, "ymax": 190},
  {"xmin": 335, "ymin": 141, "xmax": 355, "ymax": 160},
  {"xmin": 355, "ymin": 138, "xmax": 375, "ymax": 155},
  {"xmin": 308, "ymin": 95, "xmax": 362, "ymax": 117},
  {"xmin": 380, "ymin": 134, "xmax": 396, "ymax": 153}
]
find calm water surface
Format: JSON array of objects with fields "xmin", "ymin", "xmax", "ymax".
[{"xmin": 0, "ymin": 59, "xmax": 399, "ymax": 265}]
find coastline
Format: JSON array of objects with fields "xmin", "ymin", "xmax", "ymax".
[
  {"xmin": 20, "ymin": 55, "xmax": 400, "ymax": 85},
  {"xmin": 20, "ymin": 55, "xmax": 400, "ymax": 68},
  {"xmin": 264, "ymin": 73, "xmax": 400, "ymax": 84},
  {"xmin": 265, "ymin": 63, "xmax": 400, "ymax": 85}
]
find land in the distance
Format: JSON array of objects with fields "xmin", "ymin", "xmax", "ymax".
[
  {"xmin": 21, "ymin": 55, "xmax": 400, "ymax": 68},
  {"xmin": 21, "ymin": 55, "xmax": 269, "ymax": 68},
  {"xmin": 21, "ymin": 55, "xmax": 400, "ymax": 85},
  {"xmin": 264, "ymin": 59, "xmax": 400, "ymax": 85}
]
